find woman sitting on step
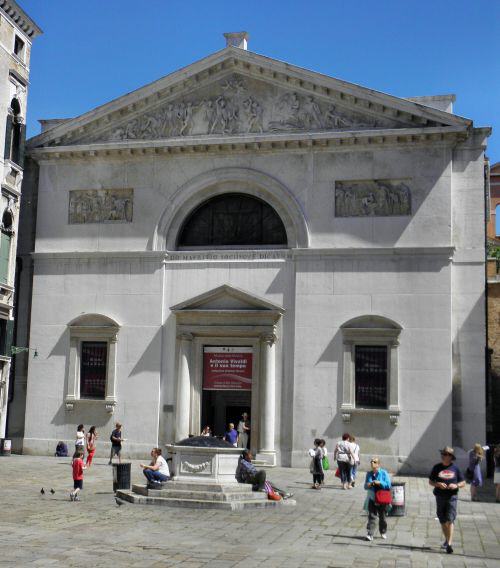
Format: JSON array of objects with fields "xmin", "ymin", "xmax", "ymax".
[{"xmin": 140, "ymin": 447, "xmax": 170, "ymax": 489}]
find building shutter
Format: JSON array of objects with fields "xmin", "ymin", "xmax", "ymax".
[
  {"xmin": 18, "ymin": 124, "xmax": 26, "ymax": 168},
  {"xmin": 4, "ymin": 115, "xmax": 13, "ymax": 160},
  {"xmin": 0, "ymin": 231, "xmax": 11, "ymax": 284}
]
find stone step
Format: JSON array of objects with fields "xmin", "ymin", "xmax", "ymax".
[
  {"xmin": 145, "ymin": 488, "xmax": 267, "ymax": 502},
  {"xmin": 132, "ymin": 482, "xmax": 253, "ymax": 494},
  {"xmin": 116, "ymin": 490, "xmax": 294, "ymax": 510}
]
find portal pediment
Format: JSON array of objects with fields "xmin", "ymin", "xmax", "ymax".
[
  {"xmin": 29, "ymin": 47, "xmax": 470, "ymax": 150},
  {"xmin": 170, "ymin": 284, "xmax": 284, "ymax": 313}
]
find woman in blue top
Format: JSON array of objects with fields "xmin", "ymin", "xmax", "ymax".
[{"xmin": 364, "ymin": 456, "xmax": 392, "ymax": 541}]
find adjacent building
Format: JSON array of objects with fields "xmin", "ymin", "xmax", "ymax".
[
  {"xmin": 13, "ymin": 33, "xmax": 490, "ymax": 472},
  {"xmin": 0, "ymin": 0, "xmax": 41, "ymax": 440}
]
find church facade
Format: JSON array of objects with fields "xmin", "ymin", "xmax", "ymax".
[{"xmin": 11, "ymin": 35, "xmax": 490, "ymax": 472}]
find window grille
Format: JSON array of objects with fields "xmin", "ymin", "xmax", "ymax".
[{"xmin": 355, "ymin": 345, "xmax": 388, "ymax": 408}]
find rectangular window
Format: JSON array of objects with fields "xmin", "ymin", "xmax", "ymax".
[
  {"xmin": 355, "ymin": 345, "xmax": 388, "ymax": 408},
  {"xmin": 80, "ymin": 341, "xmax": 107, "ymax": 399},
  {"xmin": 14, "ymin": 35, "xmax": 25, "ymax": 60}
]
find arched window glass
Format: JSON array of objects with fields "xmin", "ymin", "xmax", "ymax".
[
  {"xmin": 496, "ymin": 204, "xmax": 500, "ymax": 236},
  {"xmin": 177, "ymin": 193, "xmax": 287, "ymax": 248},
  {"xmin": 4, "ymin": 97, "xmax": 24, "ymax": 167}
]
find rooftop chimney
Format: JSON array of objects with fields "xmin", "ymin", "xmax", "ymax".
[{"xmin": 223, "ymin": 32, "xmax": 249, "ymax": 50}]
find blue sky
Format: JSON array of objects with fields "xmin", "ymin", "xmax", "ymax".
[{"xmin": 20, "ymin": 0, "xmax": 499, "ymax": 161}]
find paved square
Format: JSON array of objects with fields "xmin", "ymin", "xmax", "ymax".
[{"xmin": 1, "ymin": 456, "xmax": 499, "ymax": 567}]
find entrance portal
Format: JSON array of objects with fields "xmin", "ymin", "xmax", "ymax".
[{"xmin": 201, "ymin": 346, "xmax": 252, "ymax": 440}]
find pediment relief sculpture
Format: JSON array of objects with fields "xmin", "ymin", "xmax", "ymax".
[{"xmin": 91, "ymin": 74, "xmax": 405, "ymax": 143}]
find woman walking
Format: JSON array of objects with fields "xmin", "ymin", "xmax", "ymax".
[
  {"xmin": 309, "ymin": 438, "xmax": 325, "ymax": 489},
  {"xmin": 85, "ymin": 426, "xmax": 98, "ymax": 468},
  {"xmin": 334, "ymin": 433, "xmax": 354, "ymax": 490},
  {"xmin": 467, "ymin": 443, "xmax": 484, "ymax": 501},
  {"xmin": 364, "ymin": 456, "xmax": 392, "ymax": 541},
  {"xmin": 350, "ymin": 435, "xmax": 360, "ymax": 487}
]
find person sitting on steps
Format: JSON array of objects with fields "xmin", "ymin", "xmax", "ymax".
[
  {"xmin": 140, "ymin": 447, "xmax": 170, "ymax": 489},
  {"xmin": 235, "ymin": 450, "xmax": 293, "ymax": 500}
]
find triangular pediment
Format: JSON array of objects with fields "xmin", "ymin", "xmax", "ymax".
[
  {"xmin": 29, "ymin": 47, "xmax": 471, "ymax": 149},
  {"xmin": 170, "ymin": 284, "xmax": 284, "ymax": 313}
]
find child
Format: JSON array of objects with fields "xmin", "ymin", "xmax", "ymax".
[
  {"xmin": 86, "ymin": 426, "xmax": 98, "ymax": 468},
  {"xmin": 70, "ymin": 449, "xmax": 86, "ymax": 501},
  {"xmin": 308, "ymin": 438, "xmax": 325, "ymax": 489},
  {"xmin": 224, "ymin": 423, "xmax": 238, "ymax": 447}
]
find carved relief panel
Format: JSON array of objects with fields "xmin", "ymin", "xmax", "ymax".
[
  {"xmin": 68, "ymin": 189, "xmax": 133, "ymax": 224},
  {"xmin": 335, "ymin": 180, "xmax": 411, "ymax": 217},
  {"xmin": 90, "ymin": 74, "xmax": 402, "ymax": 143}
]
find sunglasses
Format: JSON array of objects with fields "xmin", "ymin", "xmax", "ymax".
[{"xmin": 441, "ymin": 452, "xmax": 452, "ymax": 457}]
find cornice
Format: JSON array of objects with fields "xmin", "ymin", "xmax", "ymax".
[
  {"xmin": 30, "ymin": 246, "xmax": 456, "ymax": 261},
  {"xmin": 28, "ymin": 125, "xmax": 468, "ymax": 162},
  {"xmin": 0, "ymin": 0, "xmax": 42, "ymax": 39}
]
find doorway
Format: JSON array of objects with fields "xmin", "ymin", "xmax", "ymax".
[
  {"xmin": 201, "ymin": 346, "xmax": 253, "ymax": 440},
  {"xmin": 201, "ymin": 390, "xmax": 251, "ymax": 438}
]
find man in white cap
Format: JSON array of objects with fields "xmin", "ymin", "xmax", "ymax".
[{"xmin": 428, "ymin": 446, "xmax": 465, "ymax": 554}]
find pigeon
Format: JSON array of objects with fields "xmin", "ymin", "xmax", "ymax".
[
  {"xmin": 115, "ymin": 496, "xmax": 125, "ymax": 507},
  {"xmin": 50, "ymin": 489, "xmax": 55, "ymax": 494},
  {"xmin": 40, "ymin": 488, "xmax": 45, "ymax": 495}
]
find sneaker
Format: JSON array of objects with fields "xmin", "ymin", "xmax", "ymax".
[
  {"xmin": 74, "ymin": 495, "xmax": 80, "ymax": 501},
  {"xmin": 380, "ymin": 533, "xmax": 387, "ymax": 540},
  {"xmin": 446, "ymin": 544, "xmax": 453, "ymax": 554},
  {"xmin": 441, "ymin": 541, "xmax": 448, "ymax": 549},
  {"xmin": 365, "ymin": 535, "xmax": 373, "ymax": 541}
]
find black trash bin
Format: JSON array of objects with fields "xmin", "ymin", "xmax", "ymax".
[
  {"xmin": 389, "ymin": 481, "xmax": 406, "ymax": 516},
  {"xmin": 112, "ymin": 462, "xmax": 131, "ymax": 492}
]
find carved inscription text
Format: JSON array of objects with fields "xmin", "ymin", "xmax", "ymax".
[
  {"xmin": 69, "ymin": 189, "xmax": 133, "ymax": 224},
  {"xmin": 335, "ymin": 180, "xmax": 411, "ymax": 217}
]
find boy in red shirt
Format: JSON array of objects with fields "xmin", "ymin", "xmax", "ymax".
[{"xmin": 70, "ymin": 449, "xmax": 86, "ymax": 501}]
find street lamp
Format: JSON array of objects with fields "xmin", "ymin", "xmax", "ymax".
[{"xmin": 10, "ymin": 346, "xmax": 38, "ymax": 358}]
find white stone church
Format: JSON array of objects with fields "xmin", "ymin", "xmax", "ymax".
[{"xmin": 10, "ymin": 33, "xmax": 490, "ymax": 472}]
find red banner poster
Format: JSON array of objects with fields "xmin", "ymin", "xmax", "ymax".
[{"xmin": 203, "ymin": 347, "xmax": 253, "ymax": 390}]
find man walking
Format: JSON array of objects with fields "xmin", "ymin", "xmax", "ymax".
[{"xmin": 429, "ymin": 446, "xmax": 465, "ymax": 554}]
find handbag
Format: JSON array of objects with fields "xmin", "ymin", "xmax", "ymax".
[
  {"xmin": 375, "ymin": 489, "xmax": 392, "ymax": 505},
  {"xmin": 334, "ymin": 467, "xmax": 340, "ymax": 478},
  {"xmin": 322, "ymin": 455, "xmax": 330, "ymax": 471}
]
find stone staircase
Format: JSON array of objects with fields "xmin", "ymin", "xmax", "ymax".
[{"xmin": 116, "ymin": 481, "xmax": 295, "ymax": 510}]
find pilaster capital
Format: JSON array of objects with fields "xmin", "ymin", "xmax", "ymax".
[
  {"xmin": 260, "ymin": 331, "xmax": 276, "ymax": 346},
  {"xmin": 177, "ymin": 332, "xmax": 193, "ymax": 342}
]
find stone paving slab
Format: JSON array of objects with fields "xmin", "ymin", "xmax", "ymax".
[{"xmin": 0, "ymin": 456, "xmax": 499, "ymax": 567}]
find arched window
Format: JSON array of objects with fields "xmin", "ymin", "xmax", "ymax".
[
  {"xmin": 177, "ymin": 193, "xmax": 287, "ymax": 248},
  {"xmin": 0, "ymin": 210, "xmax": 13, "ymax": 285},
  {"xmin": 4, "ymin": 97, "xmax": 24, "ymax": 167}
]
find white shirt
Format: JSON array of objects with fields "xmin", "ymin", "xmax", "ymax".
[
  {"xmin": 156, "ymin": 455, "xmax": 170, "ymax": 477},
  {"xmin": 75, "ymin": 431, "xmax": 85, "ymax": 446}
]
